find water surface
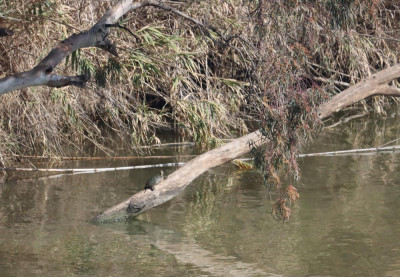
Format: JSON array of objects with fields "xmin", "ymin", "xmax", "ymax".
[{"xmin": 1, "ymin": 111, "xmax": 400, "ymax": 276}]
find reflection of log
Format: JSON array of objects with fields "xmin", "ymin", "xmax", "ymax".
[
  {"xmin": 93, "ymin": 63, "xmax": 400, "ymax": 223},
  {"xmin": 92, "ymin": 131, "xmax": 263, "ymax": 223},
  {"xmin": 125, "ymin": 221, "xmax": 274, "ymax": 276}
]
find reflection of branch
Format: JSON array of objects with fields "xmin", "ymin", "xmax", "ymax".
[
  {"xmin": 323, "ymin": 112, "xmax": 368, "ymax": 129},
  {"xmin": 154, "ymin": 229, "xmax": 271, "ymax": 276},
  {"xmin": 0, "ymin": 162, "xmax": 186, "ymax": 174},
  {"xmin": 5, "ymin": 153, "xmax": 195, "ymax": 161}
]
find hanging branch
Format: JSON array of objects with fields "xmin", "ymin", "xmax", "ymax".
[{"xmin": 0, "ymin": 0, "xmax": 220, "ymax": 95}]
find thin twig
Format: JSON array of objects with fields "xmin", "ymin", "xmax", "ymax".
[
  {"xmin": 298, "ymin": 145, "xmax": 400, "ymax": 158},
  {"xmin": 0, "ymin": 162, "xmax": 186, "ymax": 173},
  {"xmin": 354, "ymin": 31, "xmax": 400, "ymax": 43},
  {"xmin": 307, "ymin": 61, "xmax": 355, "ymax": 78},
  {"xmin": 379, "ymin": 138, "xmax": 400, "ymax": 147},
  {"xmin": 105, "ymin": 23, "xmax": 141, "ymax": 41},
  {"xmin": 5, "ymin": 154, "xmax": 196, "ymax": 161},
  {"xmin": 312, "ymin": 76, "xmax": 350, "ymax": 87},
  {"xmin": 324, "ymin": 112, "xmax": 368, "ymax": 129},
  {"xmin": 139, "ymin": 142, "xmax": 196, "ymax": 148}
]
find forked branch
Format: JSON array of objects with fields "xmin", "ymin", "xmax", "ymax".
[{"xmin": 0, "ymin": 0, "xmax": 217, "ymax": 95}]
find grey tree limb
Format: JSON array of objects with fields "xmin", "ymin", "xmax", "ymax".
[
  {"xmin": 92, "ymin": 131, "xmax": 264, "ymax": 223},
  {"xmin": 317, "ymin": 64, "xmax": 400, "ymax": 119},
  {"xmin": 0, "ymin": 0, "xmax": 214, "ymax": 95}
]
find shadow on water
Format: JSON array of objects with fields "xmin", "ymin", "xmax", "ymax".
[{"xmin": 1, "ymin": 109, "xmax": 400, "ymax": 276}]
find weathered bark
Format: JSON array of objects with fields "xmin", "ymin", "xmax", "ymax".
[
  {"xmin": 92, "ymin": 131, "xmax": 264, "ymax": 223},
  {"xmin": 0, "ymin": 1, "xmax": 213, "ymax": 95},
  {"xmin": 0, "ymin": 24, "xmax": 116, "ymax": 95},
  {"xmin": 93, "ymin": 63, "xmax": 400, "ymax": 223}
]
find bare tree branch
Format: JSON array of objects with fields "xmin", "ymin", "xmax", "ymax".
[
  {"xmin": 312, "ymin": 76, "xmax": 350, "ymax": 88},
  {"xmin": 374, "ymin": 85, "xmax": 400, "ymax": 96},
  {"xmin": 318, "ymin": 64, "xmax": 400, "ymax": 119},
  {"xmin": 47, "ymin": 74, "xmax": 89, "ymax": 88},
  {"xmin": 0, "ymin": 0, "xmax": 216, "ymax": 95}
]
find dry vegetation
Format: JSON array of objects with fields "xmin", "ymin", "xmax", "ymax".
[{"xmin": 1, "ymin": 0, "xmax": 400, "ymax": 219}]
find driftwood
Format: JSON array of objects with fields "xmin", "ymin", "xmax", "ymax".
[
  {"xmin": 92, "ymin": 131, "xmax": 263, "ymax": 223},
  {"xmin": 93, "ymin": 63, "xmax": 400, "ymax": 223}
]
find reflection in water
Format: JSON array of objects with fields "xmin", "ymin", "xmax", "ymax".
[
  {"xmin": 1, "ymin": 111, "xmax": 400, "ymax": 275},
  {"xmin": 126, "ymin": 220, "xmax": 279, "ymax": 276}
]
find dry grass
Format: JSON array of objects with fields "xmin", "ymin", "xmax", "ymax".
[{"xmin": 0, "ymin": 0, "xmax": 399, "ymax": 192}]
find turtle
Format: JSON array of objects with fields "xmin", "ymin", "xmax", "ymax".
[{"xmin": 144, "ymin": 170, "xmax": 164, "ymax": 191}]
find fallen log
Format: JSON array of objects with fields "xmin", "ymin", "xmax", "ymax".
[
  {"xmin": 93, "ymin": 63, "xmax": 400, "ymax": 223},
  {"xmin": 92, "ymin": 131, "xmax": 263, "ymax": 223}
]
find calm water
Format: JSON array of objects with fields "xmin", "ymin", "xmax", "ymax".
[{"xmin": 1, "ymin": 111, "xmax": 400, "ymax": 276}]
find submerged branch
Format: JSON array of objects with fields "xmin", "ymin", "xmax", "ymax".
[{"xmin": 92, "ymin": 131, "xmax": 264, "ymax": 223}]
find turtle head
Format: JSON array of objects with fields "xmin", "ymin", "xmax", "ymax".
[{"xmin": 160, "ymin": 170, "xmax": 164, "ymax": 177}]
